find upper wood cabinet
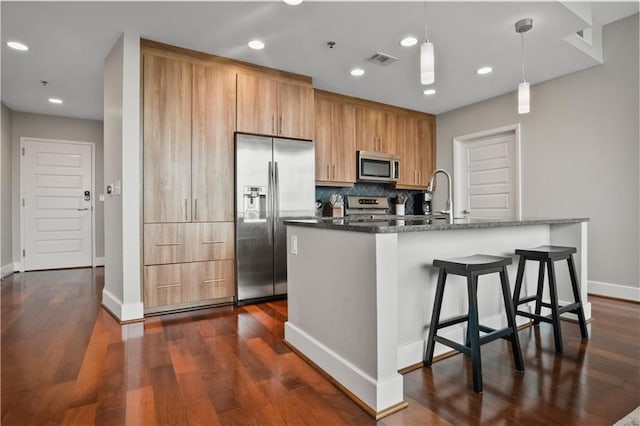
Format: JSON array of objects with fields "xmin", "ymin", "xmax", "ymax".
[
  {"xmin": 143, "ymin": 53, "xmax": 235, "ymax": 223},
  {"xmin": 356, "ymin": 107, "xmax": 397, "ymax": 155},
  {"xmin": 143, "ymin": 54, "xmax": 192, "ymax": 223},
  {"xmin": 237, "ymin": 73, "xmax": 314, "ymax": 140},
  {"xmin": 314, "ymin": 94, "xmax": 356, "ymax": 185},
  {"xmin": 396, "ymin": 115, "xmax": 435, "ymax": 189}
]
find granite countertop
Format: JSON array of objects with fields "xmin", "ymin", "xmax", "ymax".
[{"xmin": 284, "ymin": 215, "xmax": 589, "ymax": 234}]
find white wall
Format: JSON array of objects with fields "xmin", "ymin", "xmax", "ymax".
[
  {"xmin": 103, "ymin": 32, "xmax": 143, "ymax": 321},
  {"xmin": 10, "ymin": 111, "xmax": 105, "ymax": 267},
  {"xmin": 435, "ymin": 14, "xmax": 639, "ymax": 299},
  {"xmin": 1, "ymin": 103, "xmax": 13, "ymax": 276}
]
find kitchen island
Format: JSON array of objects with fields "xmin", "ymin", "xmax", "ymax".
[{"xmin": 284, "ymin": 216, "xmax": 589, "ymax": 418}]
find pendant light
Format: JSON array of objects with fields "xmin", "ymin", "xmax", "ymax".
[
  {"xmin": 515, "ymin": 18, "xmax": 533, "ymax": 114},
  {"xmin": 420, "ymin": 1, "xmax": 434, "ymax": 85}
]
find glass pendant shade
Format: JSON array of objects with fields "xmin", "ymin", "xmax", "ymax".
[
  {"xmin": 420, "ymin": 41, "xmax": 434, "ymax": 85},
  {"xmin": 518, "ymin": 81, "xmax": 530, "ymax": 114}
]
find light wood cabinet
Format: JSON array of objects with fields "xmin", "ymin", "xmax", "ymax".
[
  {"xmin": 356, "ymin": 107, "xmax": 397, "ymax": 154},
  {"xmin": 314, "ymin": 94, "xmax": 356, "ymax": 185},
  {"xmin": 143, "ymin": 222, "xmax": 234, "ymax": 266},
  {"xmin": 192, "ymin": 64, "xmax": 236, "ymax": 222},
  {"xmin": 143, "ymin": 260, "xmax": 234, "ymax": 309},
  {"xmin": 396, "ymin": 116, "xmax": 435, "ymax": 189},
  {"xmin": 142, "ymin": 48, "xmax": 237, "ymax": 313},
  {"xmin": 143, "ymin": 55, "xmax": 235, "ymax": 223},
  {"xmin": 143, "ymin": 55, "xmax": 192, "ymax": 223},
  {"xmin": 237, "ymin": 73, "xmax": 314, "ymax": 140}
]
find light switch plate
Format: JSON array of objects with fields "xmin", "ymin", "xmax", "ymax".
[
  {"xmin": 99, "ymin": 194, "xmax": 105, "ymax": 202},
  {"xmin": 290, "ymin": 235, "xmax": 298, "ymax": 255}
]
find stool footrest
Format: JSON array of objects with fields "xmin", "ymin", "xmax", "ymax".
[
  {"xmin": 516, "ymin": 310, "xmax": 554, "ymax": 323},
  {"xmin": 434, "ymin": 336, "xmax": 471, "ymax": 355},
  {"xmin": 516, "ymin": 295, "xmax": 538, "ymax": 305},
  {"xmin": 558, "ymin": 302, "xmax": 580, "ymax": 314},
  {"xmin": 478, "ymin": 324, "xmax": 495, "ymax": 333},
  {"xmin": 540, "ymin": 302, "xmax": 553, "ymax": 308},
  {"xmin": 437, "ymin": 314, "xmax": 469, "ymax": 329},
  {"xmin": 478, "ymin": 328, "xmax": 514, "ymax": 345}
]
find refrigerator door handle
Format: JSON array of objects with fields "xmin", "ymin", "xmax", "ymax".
[
  {"xmin": 267, "ymin": 161, "xmax": 273, "ymax": 245},
  {"xmin": 274, "ymin": 161, "xmax": 280, "ymax": 217}
]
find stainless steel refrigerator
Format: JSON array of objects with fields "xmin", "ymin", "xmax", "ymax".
[{"xmin": 235, "ymin": 133, "xmax": 315, "ymax": 305}]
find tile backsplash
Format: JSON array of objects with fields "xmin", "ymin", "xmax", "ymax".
[{"xmin": 316, "ymin": 183, "xmax": 424, "ymax": 215}]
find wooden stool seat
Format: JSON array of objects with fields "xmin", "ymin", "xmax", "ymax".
[
  {"xmin": 424, "ymin": 254, "xmax": 524, "ymax": 393},
  {"xmin": 512, "ymin": 245, "xmax": 588, "ymax": 353}
]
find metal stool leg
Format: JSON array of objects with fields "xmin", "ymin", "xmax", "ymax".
[
  {"xmin": 499, "ymin": 266, "xmax": 524, "ymax": 372},
  {"xmin": 424, "ymin": 269, "xmax": 447, "ymax": 367},
  {"xmin": 467, "ymin": 273, "xmax": 483, "ymax": 392},
  {"xmin": 546, "ymin": 259, "xmax": 564, "ymax": 353},
  {"xmin": 533, "ymin": 261, "xmax": 546, "ymax": 324},
  {"xmin": 567, "ymin": 255, "xmax": 589, "ymax": 339}
]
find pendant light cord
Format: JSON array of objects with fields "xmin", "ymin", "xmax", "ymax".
[
  {"xmin": 424, "ymin": 0, "xmax": 429, "ymax": 42},
  {"xmin": 521, "ymin": 33, "xmax": 526, "ymax": 82}
]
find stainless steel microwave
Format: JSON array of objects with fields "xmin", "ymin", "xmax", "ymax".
[{"xmin": 357, "ymin": 151, "xmax": 400, "ymax": 183}]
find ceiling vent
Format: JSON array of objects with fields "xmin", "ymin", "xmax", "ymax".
[{"xmin": 367, "ymin": 51, "xmax": 398, "ymax": 66}]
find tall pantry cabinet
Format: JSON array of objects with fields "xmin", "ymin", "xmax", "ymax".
[{"xmin": 142, "ymin": 49, "xmax": 236, "ymax": 313}]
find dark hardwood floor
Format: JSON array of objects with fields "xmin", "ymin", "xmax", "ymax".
[{"xmin": 1, "ymin": 268, "xmax": 638, "ymax": 425}]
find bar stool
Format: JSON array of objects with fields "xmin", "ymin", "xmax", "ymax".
[
  {"xmin": 512, "ymin": 245, "xmax": 589, "ymax": 353},
  {"xmin": 423, "ymin": 255, "xmax": 524, "ymax": 393}
]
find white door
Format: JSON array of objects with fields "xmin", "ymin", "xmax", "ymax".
[
  {"xmin": 454, "ymin": 126, "xmax": 520, "ymax": 219},
  {"xmin": 22, "ymin": 139, "xmax": 94, "ymax": 270}
]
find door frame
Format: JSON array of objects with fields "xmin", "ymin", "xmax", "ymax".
[
  {"xmin": 19, "ymin": 137, "xmax": 96, "ymax": 272},
  {"xmin": 452, "ymin": 124, "xmax": 522, "ymax": 219}
]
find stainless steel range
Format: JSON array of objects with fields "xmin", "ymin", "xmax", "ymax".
[{"xmin": 344, "ymin": 196, "xmax": 390, "ymax": 217}]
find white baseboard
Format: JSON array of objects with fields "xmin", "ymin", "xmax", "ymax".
[
  {"xmin": 588, "ymin": 280, "xmax": 640, "ymax": 302},
  {"xmin": 1, "ymin": 263, "xmax": 14, "ymax": 279},
  {"xmin": 13, "ymin": 261, "xmax": 22, "ymax": 272},
  {"xmin": 94, "ymin": 257, "xmax": 105, "ymax": 267},
  {"xmin": 285, "ymin": 321, "xmax": 404, "ymax": 413},
  {"xmin": 102, "ymin": 288, "xmax": 144, "ymax": 322}
]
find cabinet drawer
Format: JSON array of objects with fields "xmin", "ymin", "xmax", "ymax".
[
  {"xmin": 192, "ymin": 222, "xmax": 235, "ymax": 262},
  {"xmin": 184, "ymin": 260, "xmax": 235, "ymax": 303},
  {"xmin": 144, "ymin": 222, "xmax": 235, "ymax": 265},
  {"xmin": 143, "ymin": 264, "xmax": 186, "ymax": 308},
  {"xmin": 144, "ymin": 224, "xmax": 190, "ymax": 265}
]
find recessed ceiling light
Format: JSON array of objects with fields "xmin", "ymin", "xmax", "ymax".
[
  {"xmin": 476, "ymin": 66, "xmax": 493, "ymax": 75},
  {"xmin": 400, "ymin": 36, "xmax": 418, "ymax": 47},
  {"xmin": 350, "ymin": 68, "xmax": 365, "ymax": 77},
  {"xmin": 6, "ymin": 41, "xmax": 29, "ymax": 51},
  {"xmin": 48, "ymin": 98, "xmax": 63, "ymax": 104},
  {"xmin": 248, "ymin": 40, "xmax": 265, "ymax": 50},
  {"xmin": 423, "ymin": 89, "xmax": 436, "ymax": 96},
  {"xmin": 283, "ymin": 0, "xmax": 303, "ymax": 5}
]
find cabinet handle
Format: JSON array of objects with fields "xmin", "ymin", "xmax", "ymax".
[
  {"xmin": 332, "ymin": 164, "xmax": 336, "ymax": 179},
  {"xmin": 418, "ymin": 170, "xmax": 421, "ymax": 184},
  {"xmin": 202, "ymin": 278, "xmax": 225, "ymax": 285},
  {"xmin": 326, "ymin": 164, "xmax": 330, "ymax": 179},
  {"xmin": 155, "ymin": 242, "xmax": 182, "ymax": 247},
  {"xmin": 414, "ymin": 170, "xmax": 417, "ymax": 184},
  {"xmin": 272, "ymin": 115, "xmax": 275, "ymax": 134},
  {"xmin": 194, "ymin": 199, "xmax": 198, "ymax": 221},
  {"xmin": 202, "ymin": 240, "xmax": 224, "ymax": 244},
  {"xmin": 185, "ymin": 199, "xmax": 188, "ymax": 221},
  {"xmin": 156, "ymin": 283, "xmax": 181, "ymax": 289},
  {"xmin": 279, "ymin": 115, "xmax": 283, "ymax": 135}
]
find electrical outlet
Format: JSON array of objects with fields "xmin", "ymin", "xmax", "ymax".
[
  {"xmin": 290, "ymin": 235, "xmax": 298, "ymax": 255},
  {"xmin": 99, "ymin": 194, "xmax": 105, "ymax": 202}
]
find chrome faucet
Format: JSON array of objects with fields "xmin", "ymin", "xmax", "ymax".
[{"xmin": 427, "ymin": 169, "xmax": 454, "ymax": 224}]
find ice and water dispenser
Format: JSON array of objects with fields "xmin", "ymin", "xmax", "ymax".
[{"xmin": 242, "ymin": 186, "xmax": 267, "ymax": 221}]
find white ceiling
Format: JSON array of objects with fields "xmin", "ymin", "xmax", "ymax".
[{"xmin": 1, "ymin": 1, "xmax": 638, "ymax": 121}]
